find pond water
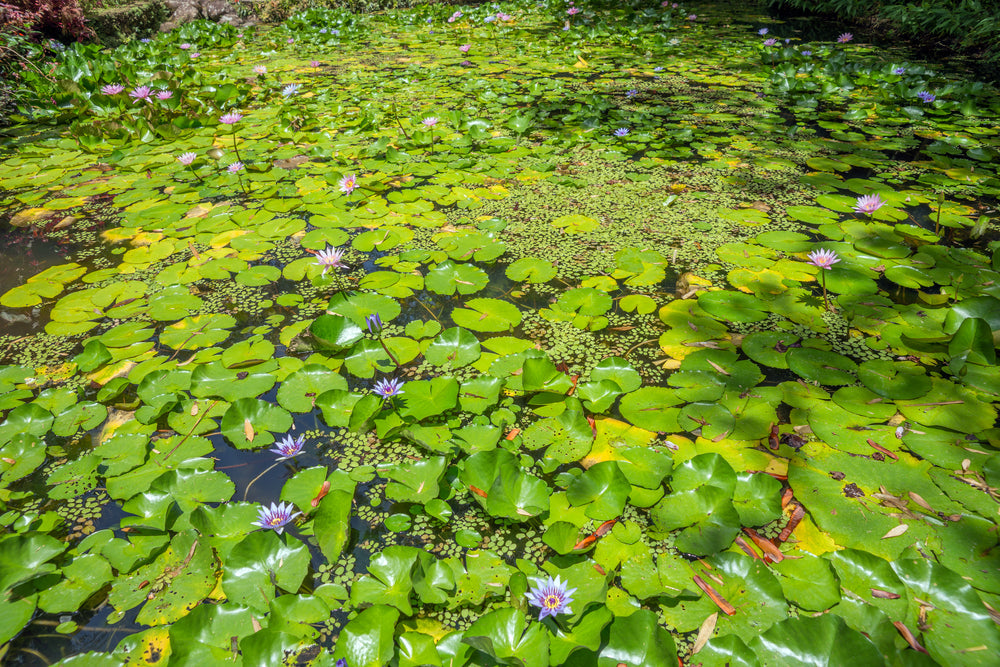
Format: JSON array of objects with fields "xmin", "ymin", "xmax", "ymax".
[{"xmin": 1, "ymin": 1, "xmax": 1000, "ymax": 666}]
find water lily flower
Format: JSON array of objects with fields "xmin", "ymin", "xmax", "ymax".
[
  {"xmin": 227, "ymin": 162, "xmax": 244, "ymax": 174},
  {"xmin": 140, "ymin": 38, "xmax": 152, "ymax": 43},
  {"xmin": 626, "ymin": 89, "xmax": 638, "ymax": 98},
  {"xmin": 837, "ymin": 32, "xmax": 853, "ymax": 43},
  {"xmin": 373, "ymin": 377, "xmax": 405, "ymax": 400},
  {"xmin": 654, "ymin": 66, "xmax": 663, "ymax": 72},
  {"xmin": 270, "ymin": 433, "xmax": 305, "ymax": 460},
  {"xmin": 613, "ymin": 127, "xmax": 630, "ymax": 137},
  {"xmin": 853, "ymin": 193, "xmax": 887, "ymax": 215},
  {"xmin": 179, "ymin": 43, "xmax": 191, "ymax": 49},
  {"xmin": 917, "ymin": 91, "xmax": 936, "ymax": 103},
  {"xmin": 567, "ymin": 7, "xmax": 581, "ymax": 15},
  {"xmin": 668, "ymin": 38, "xmax": 681, "ymax": 46},
  {"xmin": 310, "ymin": 60, "xmax": 321, "ymax": 67},
  {"xmin": 282, "ymin": 83, "xmax": 301, "ymax": 97},
  {"xmin": 156, "ymin": 89, "xmax": 173, "ymax": 100},
  {"xmin": 253, "ymin": 65, "xmax": 267, "ymax": 74},
  {"xmin": 806, "ymin": 248, "xmax": 840, "ymax": 270},
  {"xmin": 893, "ymin": 67, "xmax": 906, "ymax": 74},
  {"xmin": 220, "ymin": 111, "xmax": 243, "ymax": 125},
  {"xmin": 422, "ymin": 116, "xmax": 439, "ymax": 128},
  {"xmin": 526, "ymin": 575, "xmax": 577, "ymax": 620},
  {"xmin": 366, "ymin": 313, "xmax": 383, "ymax": 333},
  {"xmin": 335, "ymin": 660, "xmax": 347, "ymax": 667},
  {"xmin": 254, "ymin": 501, "xmax": 301, "ymax": 534},
  {"xmin": 129, "ymin": 85, "xmax": 152, "ymax": 101},
  {"xmin": 190, "ymin": 52, "xmax": 200, "ymax": 58},
  {"xmin": 339, "ymin": 173, "xmax": 358, "ymax": 195},
  {"xmin": 459, "ymin": 44, "xmax": 471, "ymax": 53},
  {"xmin": 315, "ymin": 246, "xmax": 347, "ymax": 276},
  {"xmin": 759, "ymin": 28, "xmax": 768, "ymax": 35},
  {"xmin": 687, "ymin": 14, "xmax": 697, "ymax": 20},
  {"xmin": 177, "ymin": 152, "xmax": 197, "ymax": 165},
  {"xmin": 101, "ymin": 83, "xmax": 125, "ymax": 95},
  {"xmin": 801, "ymin": 50, "xmax": 812, "ymax": 56},
  {"xmin": 763, "ymin": 38, "xmax": 777, "ymax": 46},
  {"xmin": 496, "ymin": 12, "xmax": 512, "ymax": 21},
  {"xmin": 287, "ymin": 38, "xmax": 295, "ymax": 44}
]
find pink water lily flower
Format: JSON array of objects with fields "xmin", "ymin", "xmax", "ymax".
[
  {"xmin": 339, "ymin": 173, "xmax": 358, "ymax": 195},
  {"xmin": 853, "ymin": 193, "xmax": 887, "ymax": 216}
]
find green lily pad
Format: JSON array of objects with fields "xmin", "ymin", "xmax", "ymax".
[
  {"xmin": 699, "ymin": 290, "xmax": 769, "ymax": 323},
  {"xmin": 506, "ymin": 257, "xmax": 557, "ymax": 283},
  {"xmin": 786, "ymin": 347, "xmax": 858, "ymax": 385},
  {"xmin": 220, "ymin": 398, "xmax": 293, "ymax": 449},
  {"xmin": 452, "ymin": 298, "xmax": 522, "ymax": 332},
  {"xmin": 425, "ymin": 327, "xmax": 481, "ymax": 368}
]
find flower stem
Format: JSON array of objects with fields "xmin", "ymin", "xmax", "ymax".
[
  {"xmin": 232, "ymin": 129, "xmax": 243, "ymax": 164},
  {"xmin": 378, "ymin": 337, "xmax": 400, "ymax": 367},
  {"xmin": 820, "ymin": 270, "xmax": 830, "ymax": 311},
  {"xmin": 244, "ymin": 461, "xmax": 280, "ymax": 501}
]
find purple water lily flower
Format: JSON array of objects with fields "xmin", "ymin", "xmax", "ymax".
[
  {"xmin": 315, "ymin": 246, "xmax": 347, "ymax": 276},
  {"xmin": 459, "ymin": 44, "xmax": 471, "ymax": 53},
  {"xmin": 254, "ymin": 502, "xmax": 301, "ymax": 534},
  {"xmin": 801, "ymin": 50, "xmax": 812, "ymax": 56},
  {"xmin": 837, "ymin": 32, "xmax": 853, "ymax": 43},
  {"xmin": 373, "ymin": 377, "xmax": 405, "ymax": 400},
  {"xmin": 219, "ymin": 111, "xmax": 243, "ymax": 125},
  {"xmin": 893, "ymin": 67, "xmax": 906, "ymax": 75},
  {"xmin": 613, "ymin": 127, "xmax": 630, "ymax": 137},
  {"xmin": 156, "ymin": 89, "xmax": 173, "ymax": 100},
  {"xmin": 179, "ymin": 43, "xmax": 191, "ymax": 49},
  {"xmin": 763, "ymin": 38, "xmax": 777, "ymax": 46},
  {"xmin": 758, "ymin": 28, "xmax": 769, "ymax": 35},
  {"xmin": 806, "ymin": 248, "xmax": 841, "ymax": 270},
  {"xmin": 422, "ymin": 117, "xmax": 439, "ymax": 128},
  {"xmin": 101, "ymin": 83, "xmax": 125, "ymax": 95},
  {"xmin": 526, "ymin": 575, "xmax": 577, "ymax": 620},
  {"xmin": 270, "ymin": 433, "xmax": 305, "ymax": 460},
  {"xmin": 177, "ymin": 152, "xmax": 197, "ymax": 165},
  {"xmin": 282, "ymin": 83, "xmax": 301, "ymax": 98},
  {"xmin": 854, "ymin": 193, "xmax": 887, "ymax": 215},
  {"xmin": 227, "ymin": 162, "xmax": 244, "ymax": 174},
  {"xmin": 917, "ymin": 91, "xmax": 936, "ymax": 103},
  {"xmin": 626, "ymin": 89, "xmax": 638, "ymax": 98},
  {"xmin": 366, "ymin": 313, "xmax": 383, "ymax": 333}
]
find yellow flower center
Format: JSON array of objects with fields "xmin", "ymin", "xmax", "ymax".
[
  {"xmin": 269, "ymin": 517, "xmax": 283, "ymax": 526},
  {"xmin": 542, "ymin": 595, "xmax": 561, "ymax": 609}
]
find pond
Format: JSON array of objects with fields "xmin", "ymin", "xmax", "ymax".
[{"xmin": 1, "ymin": 1, "xmax": 1000, "ymax": 666}]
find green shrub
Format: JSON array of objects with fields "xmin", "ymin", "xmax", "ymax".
[
  {"xmin": 763, "ymin": 0, "xmax": 1000, "ymax": 64},
  {"xmin": 86, "ymin": 0, "xmax": 167, "ymax": 46}
]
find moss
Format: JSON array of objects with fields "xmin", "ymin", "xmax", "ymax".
[{"xmin": 86, "ymin": 0, "xmax": 168, "ymax": 48}]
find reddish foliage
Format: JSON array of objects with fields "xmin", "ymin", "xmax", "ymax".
[{"xmin": 1, "ymin": 0, "xmax": 93, "ymax": 42}]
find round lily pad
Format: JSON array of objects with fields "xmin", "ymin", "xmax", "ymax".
[
  {"xmin": 698, "ymin": 291, "xmax": 769, "ymax": 323},
  {"xmin": 786, "ymin": 348, "xmax": 858, "ymax": 386},
  {"xmin": 741, "ymin": 331, "xmax": 801, "ymax": 369},
  {"xmin": 857, "ymin": 359, "xmax": 931, "ymax": 400}
]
